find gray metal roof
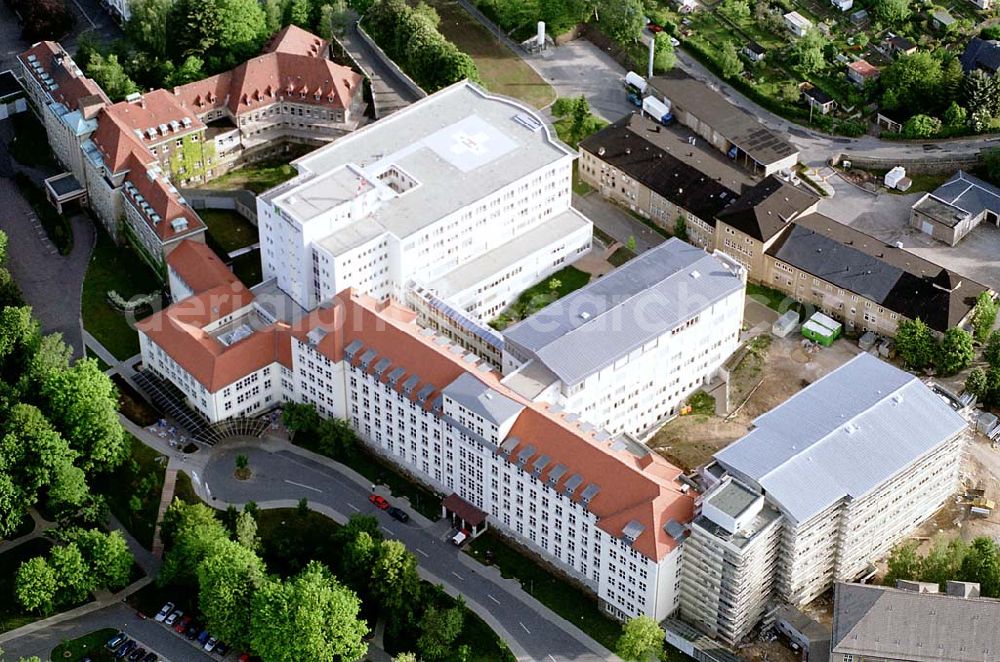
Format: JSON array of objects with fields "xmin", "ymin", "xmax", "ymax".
[
  {"xmin": 832, "ymin": 582, "xmax": 1000, "ymax": 661},
  {"xmin": 715, "ymin": 353, "xmax": 967, "ymax": 524},
  {"xmin": 443, "ymin": 373, "xmax": 524, "ymax": 425},
  {"xmin": 503, "ymin": 239, "xmax": 744, "ymax": 386}
]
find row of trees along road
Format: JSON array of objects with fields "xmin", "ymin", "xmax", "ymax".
[{"xmin": 160, "ymin": 499, "xmax": 487, "ymax": 661}]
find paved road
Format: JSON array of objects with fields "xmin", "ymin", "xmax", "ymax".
[
  {"xmin": 198, "ymin": 442, "xmax": 615, "ymax": 662},
  {"xmin": 334, "ymin": 17, "xmax": 424, "ymax": 118},
  {"xmin": 0, "ymin": 121, "xmax": 95, "ymax": 360},
  {"xmin": 573, "ymin": 192, "xmax": 665, "ymax": 253}
]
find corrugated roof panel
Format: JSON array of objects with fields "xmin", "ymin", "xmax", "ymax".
[{"xmin": 715, "ymin": 354, "xmax": 968, "ymax": 523}]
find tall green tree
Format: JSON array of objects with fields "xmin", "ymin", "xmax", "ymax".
[
  {"xmin": 984, "ymin": 330, "xmax": 1000, "ymax": 369},
  {"xmin": 881, "ymin": 52, "xmax": 944, "ymax": 113},
  {"xmin": 718, "ymin": 40, "xmax": 744, "ymax": 79},
  {"xmin": 40, "ymin": 358, "xmax": 126, "ymax": 472},
  {"xmin": 50, "ymin": 543, "xmax": 94, "ymax": 606},
  {"xmin": 84, "ymin": 52, "xmax": 139, "ymax": 101},
  {"xmin": 164, "ymin": 56, "xmax": 206, "ymax": 87},
  {"xmin": 961, "ymin": 537, "xmax": 1000, "ymax": 596},
  {"xmin": 125, "ymin": 0, "xmax": 174, "ymax": 58},
  {"xmin": 167, "ymin": 0, "xmax": 221, "ymax": 60},
  {"xmin": 936, "ymin": 327, "xmax": 974, "ymax": 376},
  {"xmin": 600, "ymin": 0, "xmax": 644, "ymax": 44},
  {"xmin": 901, "ymin": 114, "xmax": 941, "ymax": 139},
  {"xmin": 235, "ymin": 510, "xmax": 260, "ymax": 551},
  {"xmin": 884, "ymin": 540, "xmax": 922, "ymax": 586},
  {"xmin": 251, "ymin": 561, "xmax": 369, "ymax": 661},
  {"xmin": 972, "ymin": 292, "xmax": 998, "ymax": 343},
  {"xmin": 921, "ymin": 536, "xmax": 967, "ymax": 589},
  {"xmin": 871, "ymin": 0, "xmax": 910, "ymax": 25},
  {"xmin": 966, "ymin": 367, "xmax": 988, "ymax": 399},
  {"xmin": 371, "ymin": 540, "xmax": 422, "ymax": 620},
  {"xmin": 963, "ymin": 69, "xmax": 1000, "ymax": 118},
  {"xmin": 199, "ymin": 539, "xmax": 266, "ymax": 649},
  {"xmin": 286, "ymin": 0, "xmax": 311, "ymax": 27},
  {"xmin": 791, "ymin": 29, "xmax": 826, "ymax": 74},
  {"xmin": 652, "ymin": 32, "xmax": 675, "ymax": 74},
  {"xmin": 160, "ymin": 500, "xmax": 231, "ymax": 585},
  {"xmin": 66, "ymin": 529, "xmax": 134, "ymax": 591},
  {"xmin": 15, "ymin": 557, "xmax": 57, "ymax": 615},
  {"xmin": 417, "ymin": 602, "xmax": 465, "ymax": 660},
  {"xmin": 616, "ymin": 615, "xmax": 665, "ymax": 662},
  {"xmin": 341, "ymin": 530, "xmax": 378, "ymax": 592},
  {"xmin": 895, "ymin": 318, "xmax": 937, "ymax": 371}
]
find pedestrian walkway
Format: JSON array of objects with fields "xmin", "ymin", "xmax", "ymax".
[
  {"xmin": 0, "ymin": 509, "xmax": 54, "ymax": 554},
  {"xmin": 151, "ymin": 468, "xmax": 178, "ymax": 559}
]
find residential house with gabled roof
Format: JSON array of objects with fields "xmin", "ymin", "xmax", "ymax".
[
  {"xmin": 846, "ymin": 59, "xmax": 879, "ymax": 87},
  {"xmin": 960, "ymin": 37, "xmax": 1000, "ymax": 74}
]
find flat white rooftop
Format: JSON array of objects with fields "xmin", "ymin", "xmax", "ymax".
[
  {"xmin": 425, "ymin": 207, "xmax": 591, "ymax": 299},
  {"xmin": 274, "ymin": 81, "xmax": 574, "ymax": 239}
]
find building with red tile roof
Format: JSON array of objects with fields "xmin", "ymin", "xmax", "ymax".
[
  {"xmin": 19, "ymin": 25, "xmax": 364, "ymax": 275},
  {"xmin": 17, "ymin": 41, "xmax": 110, "ymax": 184},
  {"xmin": 167, "ymin": 239, "xmax": 241, "ymax": 300},
  {"xmin": 140, "ymin": 281, "xmax": 696, "ymax": 623}
]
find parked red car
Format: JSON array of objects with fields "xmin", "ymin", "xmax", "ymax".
[
  {"xmin": 174, "ymin": 615, "xmax": 192, "ymax": 633},
  {"xmin": 368, "ymin": 494, "xmax": 389, "ymax": 510},
  {"xmin": 647, "ymin": 21, "xmax": 664, "ymax": 33}
]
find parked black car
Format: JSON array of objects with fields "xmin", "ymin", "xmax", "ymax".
[{"xmin": 387, "ymin": 506, "xmax": 409, "ymax": 523}]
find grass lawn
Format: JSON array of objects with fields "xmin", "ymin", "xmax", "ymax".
[
  {"xmin": 85, "ymin": 348, "xmax": 111, "ymax": 372},
  {"xmin": 15, "ymin": 172, "xmax": 73, "ymax": 256},
  {"xmin": 50, "ymin": 628, "xmax": 118, "ymax": 662},
  {"xmin": 82, "ymin": 225, "xmax": 162, "ymax": 360},
  {"xmin": 608, "ymin": 246, "xmax": 634, "ymax": 267},
  {"xmin": 172, "ymin": 471, "xmax": 200, "ymax": 505},
  {"xmin": 747, "ymin": 283, "xmax": 804, "ymax": 320},
  {"xmin": 200, "ymin": 209, "xmax": 259, "ymax": 253},
  {"xmin": 422, "ymin": 0, "xmax": 556, "ymax": 109},
  {"xmin": 201, "ymin": 148, "xmax": 311, "ymax": 194},
  {"xmin": 466, "ymin": 531, "xmax": 622, "ymax": 651},
  {"xmin": 572, "ymin": 164, "xmax": 592, "ymax": 196},
  {"xmin": 687, "ymin": 391, "xmax": 716, "ymax": 416},
  {"xmin": 230, "ymin": 249, "xmax": 263, "ymax": 287},
  {"xmin": 112, "ymin": 373, "xmax": 161, "ymax": 427},
  {"xmin": 489, "ymin": 265, "xmax": 591, "ymax": 330},
  {"xmin": 0, "ymin": 537, "xmax": 55, "ymax": 633},
  {"xmin": 9, "ymin": 112, "xmax": 59, "ymax": 170},
  {"xmin": 92, "ymin": 435, "xmax": 167, "ymax": 549}
]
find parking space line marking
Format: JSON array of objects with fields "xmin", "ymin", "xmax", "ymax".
[
  {"xmin": 451, "ymin": 571, "xmax": 464, "ymax": 581},
  {"xmin": 348, "ymin": 503, "xmax": 360, "ymax": 511},
  {"xmin": 519, "ymin": 622, "xmax": 530, "ymax": 634},
  {"xmin": 416, "ymin": 548, "xmax": 429, "ymax": 557},
  {"xmin": 488, "ymin": 594, "xmax": 500, "ymax": 604},
  {"xmin": 381, "ymin": 526, "xmax": 393, "ymax": 535}
]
